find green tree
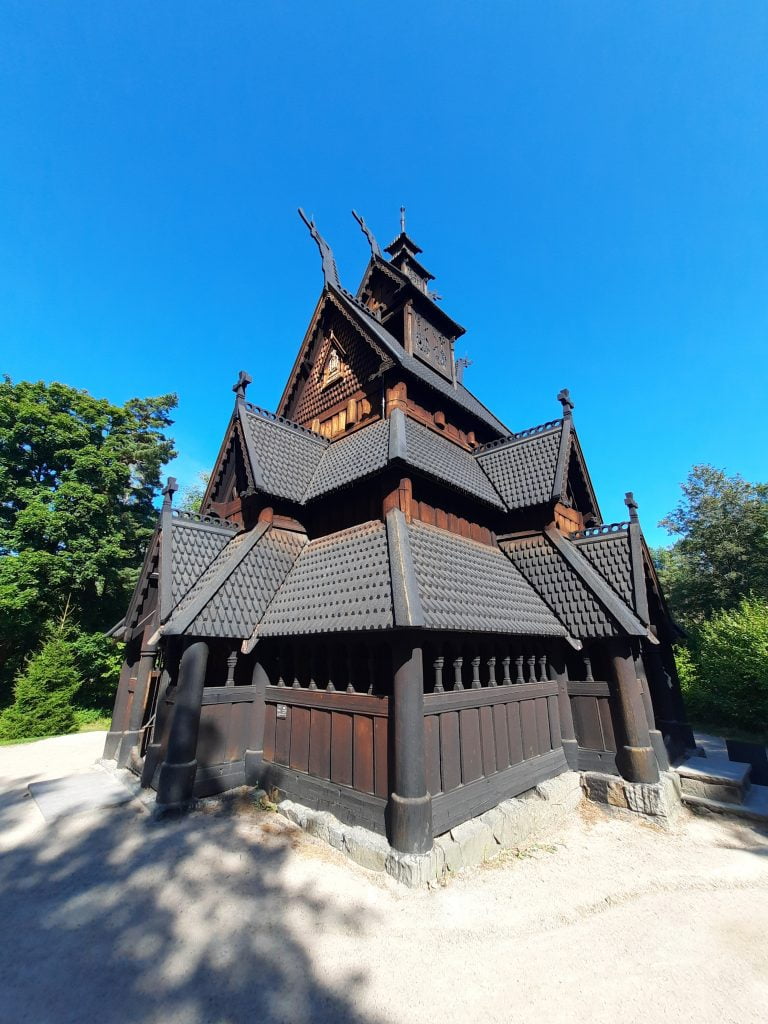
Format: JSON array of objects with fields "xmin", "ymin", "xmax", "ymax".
[
  {"xmin": 0, "ymin": 622, "xmax": 81, "ymax": 740},
  {"xmin": 180, "ymin": 471, "xmax": 210, "ymax": 514},
  {"xmin": 0, "ymin": 377, "xmax": 177, "ymax": 702},
  {"xmin": 657, "ymin": 465, "xmax": 768, "ymax": 625}
]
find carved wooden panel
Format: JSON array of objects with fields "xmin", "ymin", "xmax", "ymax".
[{"xmin": 411, "ymin": 309, "xmax": 453, "ymax": 382}]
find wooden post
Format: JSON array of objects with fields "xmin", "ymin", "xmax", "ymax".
[
  {"xmin": 389, "ymin": 635, "xmax": 433, "ymax": 855},
  {"xmin": 635, "ymin": 651, "xmax": 669, "ymax": 770},
  {"xmin": 116, "ymin": 637, "xmax": 158, "ymax": 768},
  {"xmin": 156, "ymin": 639, "xmax": 209, "ymax": 807},
  {"xmin": 608, "ymin": 639, "xmax": 659, "ymax": 784},
  {"xmin": 140, "ymin": 639, "xmax": 180, "ymax": 788},
  {"xmin": 244, "ymin": 654, "xmax": 270, "ymax": 786},
  {"xmin": 549, "ymin": 646, "xmax": 579, "ymax": 769}
]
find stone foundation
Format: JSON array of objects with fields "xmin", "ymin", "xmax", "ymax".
[
  {"xmin": 581, "ymin": 770, "xmax": 683, "ymax": 827},
  {"xmin": 278, "ymin": 771, "xmax": 584, "ymax": 887}
]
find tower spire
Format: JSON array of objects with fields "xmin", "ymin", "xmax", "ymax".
[{"xmin": 400, "ymin": 205, "xmax": 406, "ymax": 233}]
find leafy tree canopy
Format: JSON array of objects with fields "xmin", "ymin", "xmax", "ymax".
[
  {"xmin": 656, "ymin": 464, "xmax": 768, "ymax": 625},
  {"xmin": 0, "ymin": 377, "xmax": 177, "ymax": 697}
]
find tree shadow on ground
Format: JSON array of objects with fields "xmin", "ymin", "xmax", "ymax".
[{"xmin": 0, "ymin": 788, "xmax": 384, "ymax": 1024}]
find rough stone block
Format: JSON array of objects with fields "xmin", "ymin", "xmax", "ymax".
[
  {"xmin": 385, "ymin": 849, "xmax": 439, "ymax": 888},
  {"xmin": 435, "ymin": 834, "xmax": 464, "ymax": 874},
  {"xmin": 343, "ymin": 826, "xmax": 389, "ymax": 873},
  {"xmin": 449, "ymin": 818, "xmax": 496, "ymax": 867},
  {"xmin": 304, "ymin": 810, "xmax": 335, "ymax": 844}
]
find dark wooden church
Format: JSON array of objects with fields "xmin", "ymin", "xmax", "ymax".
[{"xmin": 105, "ymin": 210, "xmax": 693, "ymax": 856}]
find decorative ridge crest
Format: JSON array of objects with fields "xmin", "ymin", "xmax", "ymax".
[
  {"xmin": 476, "ymin": 419, "xmax": 563, "ymax": 453},
  {"xmin": 242, "ymin": 401, "xmax": 329, "ymax": 444},
  {"xmin": 298, "ymin": 208, "xmax": 340, "ymax": 288},
  {"xmin": 171, "ymin": 508, "xmax": 238, "ymax": 530},
  {"xmin": 352, "ymin": 210, "xmax": 382, "ymax": 258},
  {"xmin": 570, "ymin": 522, "xmax": 629, "ymax": 540}
]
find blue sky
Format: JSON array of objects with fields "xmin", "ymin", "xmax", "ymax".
[{"xmin": 2, "ymin": 3, "xmax": 767, "ymax": 545}]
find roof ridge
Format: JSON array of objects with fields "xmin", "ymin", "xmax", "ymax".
[
  {"xmin": 242, "ymin": 402, "xmax": 329, "ymax": 444},
  {"xmin": 476, "ymin": 419, "xmax": 563, "ymax": 454},
  {"xmin": 571, "ymin": 522, "xmax": 630, "ymax": 541}
]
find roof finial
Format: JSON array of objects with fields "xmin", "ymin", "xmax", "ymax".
[
  {"xmin": 298, "ymin": 208, "xmax": 341, "ymax": 288},
  {"xmin": 557, "ymin": 388, "xmax": 574, "ymax": 418},
  {"xmin": 351, "ymin": 210, "xmax": 382, "ymax": 257},
  {"xmin": 232, "ymin": 369, "xmax": 252, "ymax": 402},
  {"xmin": 400, "ymin": 205, "xmax": 406, "ymax": 233},
  {"xmin": 455, "ymin": 356, "xmax": 472, "ymax": 384},
  {"xmin": 162, "ymin": 477, "xmax": 178, "ymax": 508},
  {"xmin": 624, "ymin": 491, "xmax": 639, "ymax": 523}
]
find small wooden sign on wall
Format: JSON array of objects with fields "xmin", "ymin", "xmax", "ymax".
[{"xmin": 276, "ymin": 703, "xmax": 288, "ymax": 719}]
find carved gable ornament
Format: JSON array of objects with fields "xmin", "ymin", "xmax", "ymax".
[{"xmin": 320, "ymin": 331, "xmax": 345, "ymax": 388}]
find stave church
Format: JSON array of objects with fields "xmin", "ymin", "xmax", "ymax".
[{"xmin": 104, "ymin": 209, "xmax": 694, "ymax": 859}]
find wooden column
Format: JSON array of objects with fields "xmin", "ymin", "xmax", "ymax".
[
  {"xmin": 102, "ymin": 638, "xmax": 140, "ymax": 760},
  {"xmin": 156, "ymin": 639, "xmax": 209, "ymax": 807},
  {"xmin": 116, "ymin": 637, "xmax": 158, "ymax": 768},
  {"xmin": 549, "ymin": 645, "xmax": 578, "ymax": 769},
  {"xmin": 634, "ymin": 651, "xmax": 669, "ymax": 770},
  {"xmin": 244, "ymin": 654, "xmax": 270, "ymax": 786},
  {"xmin": 389, "ymin": 635, "xmax": 433, "ymax": 855},
  {"xmin": 140, "ymin": 639, "xmax": 180, "ymax": 788},
  {"xmin": 608, "ymin": 639, "xmax": 659, "ymax": 784}
]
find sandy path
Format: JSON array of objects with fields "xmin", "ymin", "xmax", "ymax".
[{"xmin": 1, "ymin": 732, "xmax": 767, "ymax": 1024}]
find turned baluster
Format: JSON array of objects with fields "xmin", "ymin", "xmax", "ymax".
[
  {"xmin": 538, "ymin": 654, "xmax": 548, "ymax": 683},
  {"xmin": 487, "ymin": 655, "xmax": 497, "ymax": 687},
  {"xmin": 502, "ymin": 655, "xmax": 512, "ymax": 685},
  {"xmin": 225, "ymin": 648, "xmax": 238, "ymax": 687},
  {"xmin": 527, "ymin": 655, "xmax": 537, "ymax": 684},
  {"xmin": 515, "ymin": 655, "xmax": 525, "ymax": 684},
  {"xmin": 433, "ymin": 655, "xmax": 445, "ymax": 693},
  {"xmin": 583, "ymin": 655, "xmax": 594, "ymax": 682},
  {"xmin": 471, "ymin": 655, "xmax": 481, "ymax": 689},
  {"xmin": 453, "ymin": 655, "xmax": 464, "ymax": 691}
]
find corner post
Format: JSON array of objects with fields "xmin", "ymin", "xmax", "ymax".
[
  {"xmin": 116, "ymin": 635, "xmax": 158, "ymax": 768},
  {"xmin": 156, "ymin": 638, "xmax": 209, "ymax": 808},
  {"xmin": 549, "ymin": 645, "xmax": 579, "ymax": 769},
  {"xmin": 389, "ymin": 634, "xmax": 432, "ymax": 855},
  {"xmin": 608, "ymin": 638, "xmax": 659, "ymax": 784},
  {"xmin": 244, "ymin": 653, "xmax": 270, "ymax": 786},
  {"xmin": 140, "ymin": 638, "xmax": 180, "ymax": 788}
]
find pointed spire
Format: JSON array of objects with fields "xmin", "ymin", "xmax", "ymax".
[
  {"xmin": 624, "ymin": 491, "xmax": 639, "ymax": 523},
  {"xmin": 400, "ymin": 205, "xmax": 406, "ymax": 233},
  {"xmin": 298, "ymin": 208, "xmax": 340, "ymax": 288},
  {"xmin": 162, "ymin": 477, "xmax": 178, "ymax": 508},
  {"xmin": 232, "ymin": 370, "xmax": 252, "ymax": 402},
  {"xmin": 351, "ymin": 210, "xmax": 382, "ymax": 257},
  {"xmin": 557, "ymin": 388, "xmax": 574, "ymax": 418}
]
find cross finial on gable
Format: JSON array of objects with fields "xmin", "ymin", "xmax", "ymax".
[
  {"xmin": 557, "ymin": 388, "xmax": 574, "ymax": 418},
  {"xmin": 232, "ymin": 370, "xmax": 252, "ymax": 402},
  {"xmin": 624, "ymin": 491, "xmax": 639, "ymax": 523},
  {"xmin": 162, "ymin": 477, "xmax": 179, "ymax": 508}
]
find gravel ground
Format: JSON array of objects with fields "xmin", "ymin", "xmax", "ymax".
[{"xmin": 1, "ymin": 732, "xmax": 767, "ymax": 1024}]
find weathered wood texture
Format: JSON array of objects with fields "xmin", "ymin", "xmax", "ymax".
[
  {"xmin": 566, "ymin": 680, "xmax": 617, "ymax": 754},
  {"xmin": 423, "ymin": 680, "xmax": 561, "ymax": 797},
  {"xmin": 262, "ymin": 686, "xmax": 390, "ymax": 799},
  {"xmin": 195, "ymin": 685, "xmax": 259, "ymax": 768}
]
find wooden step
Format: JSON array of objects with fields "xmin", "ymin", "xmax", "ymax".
[
  {"xmin": 682, "ymin": 784, "xmax": 768, "ymax": 825},
  {"xmin": 675, "ymin": 755, "xmax": 751, "ymax": 805}
]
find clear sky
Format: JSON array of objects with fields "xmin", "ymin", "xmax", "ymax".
[{"xmin": 2, "ymin": 3, "xmax": 767, "ymax": 545}]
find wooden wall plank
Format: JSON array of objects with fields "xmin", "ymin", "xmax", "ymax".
[
  {"xmin": 274, "ymin": 705, "xmax": 291, "ymax": 766},
  {"xmin": 440, "ymin": 711, "xmax": 462, "ymax": 792},
  {"xmin": 535, "ymin": 697, "xmax": 551, "ymax": 753},
  {"xmin": 263, "ymin": 703, "xmax": 277, "ymax": 763},
  {"xmin": 424, "ymin": 715, "xmax": 442, "ymax": 795},
  {"xmin": 493, "ymin": 704, "xmax": 510, "ymax": 770},
  {"xmin": 547, "ymin": 694, "xmax": 562, "ymax": 750},
  {"xmin": 308, "ymin": 708, "xmax": 331, "ymax": 779},
  {"xmin": 479, "ymin": 705, "xmax": 497, "ymax": 776},
  {"xmin": 507, "ymin": 702, "xmax": 523, "ymax": 764},
  {"xmin": 520, "ymin": 700, "xmax": 539, "ymax": 759},
  {"xmin": 459, "ymin": 708, "xmax": 483, "ymax": 783},
  {"xmin": 330, "ymin": 712, "xmax": 353, "ymax": 787},
  {"xmin": 597, "ymin": 697, "xmax": 617, "ymax": 752},
  {"xmin": 290, "ymin": 706, "xmax": 311, "ymax": 773},
  {"xmin": 373, "ymin": 716, "xmax": 389, "ymax": 798},
  {"xmin": 353, "ymin": 715, "xmax": 374, "ymax": 794},
  {"xmin": 572, "ymin": 696, "xmax": 604, "ymax": 750}
]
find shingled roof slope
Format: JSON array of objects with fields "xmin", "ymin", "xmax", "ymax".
[
  {"xmin": 167, "ymin": 511, "xmax": 238, "ymax": 607},
  {"xmin": 255, "ymin": 521, "xmax": 393, "ymax": 638},
  {"xmin": 163, "ymin": 525, "xmax": 305, "ymax": 638},
  {"xmin": 303, "ymin": 419, "xmax": 390, "ymax": 501},
  {"xmin": 406, "ymin": 521, "xmax": 568, "ymax": 636},
  {"xmin": 240, "ymin": 405, "xmax": 328, "ymax": 503},
  {"xmin": 499, "ymin": 532, "xmax": 618, "ymax": 638},
  {"xmin": 476, "ymin": 424, "xmax": 563, "ymax": 510},
  {"xmin": 572, "ymin": 528, "xmax": 634, "ymax": 607},
  {"xmin": 404, "ymin": 418, "xmax": 505, "ymax": 509}
]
